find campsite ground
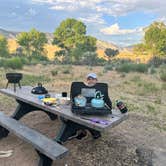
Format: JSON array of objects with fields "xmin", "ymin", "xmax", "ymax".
[{"xmin": 0, "ymin": 64, "xmax": 166, "ymax": 166}]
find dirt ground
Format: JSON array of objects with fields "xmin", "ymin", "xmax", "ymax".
[
  {"xmin": 0, "ymin": 110, "xmax": 166, "ymax": 166},
  {"xmin": 0, "ymin": 65, "xmax": 166, "ymax": 166}
]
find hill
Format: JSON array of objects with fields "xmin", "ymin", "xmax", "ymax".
[
  {"xmin": 0, "ymin": 28, "xmax": 118, "ymax": 60},
  {"xmin": 0, "ymin": 28, "xmax": 19, "ymax": 39}
]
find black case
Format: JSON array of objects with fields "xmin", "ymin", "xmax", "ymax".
[{"xmin": 71, "ymin": 103, "xmax": 111, "ymax": 115}]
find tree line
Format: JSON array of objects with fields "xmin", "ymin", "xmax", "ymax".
[{"xmin": 1, "ymin": 19, "xmax": 165, "ymax": 66}]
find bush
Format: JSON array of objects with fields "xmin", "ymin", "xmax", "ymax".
[
  {"xmin": 134, "ymin": 64, "xmax": 149, "ymax": 73},
  {"xmin": 3, "ymin": 57, "xmax": 23, "ymax": 69},
  {"xmin": 104, "ymin": 64, "xmax": 113, "ymax": 71},
  {"xmin": 116, "ymin": 63, "xmax": 148, "ymax": 73},
  {"xmin": 21, "ymin": 74, "xmax": 50, "ymax": 86},
  {"xmin": 148, "ymin": 56, "xmax": 166, "ymax": 67},
  {"xmin": 19, "ymin": 57, "xmax": 30, "ymax": 65},
  {"xmin": 160, "ymin": 71, "xmax": 166, "ymax": 82},
  {"xmin": 51, "ymin": 70, "xmax": 58, "ymax": 76},
  {"xmin": 62, "ymin": 69, "xmax": 70, "ymax": 74}
]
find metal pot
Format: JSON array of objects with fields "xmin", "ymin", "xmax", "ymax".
[
  {"xmin": 6, "ymin": 73, "xmax": 22, "ymax": 83},
  {"xmin": 74, "ymin": 95, "xmax": 87, "ymax": 107}
]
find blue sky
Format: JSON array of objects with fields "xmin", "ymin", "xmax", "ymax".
[{"xmin": 0, "ymin": 0, "xmax": 165, "ymax": 47}]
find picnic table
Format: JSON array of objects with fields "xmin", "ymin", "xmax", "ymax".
[{"xmin": 0, "ymin": 86, "xmax": 128, "ymax": 165}]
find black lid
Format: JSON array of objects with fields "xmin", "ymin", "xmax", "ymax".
[{"xmin": 31, "ymin": 83, "xmax": 48, "ymax": 94}]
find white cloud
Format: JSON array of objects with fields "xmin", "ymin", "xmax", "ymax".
[
  {"xmin": 100, "ymin": 23, "xmax": 143, "ymax": 35},
  {"xmin": 32, "ymin": 0, "xmax": 166, "ymax": 17},
  {"xmin": 79, "ymin": 14, "xmax": 105, "ymax": 24}
]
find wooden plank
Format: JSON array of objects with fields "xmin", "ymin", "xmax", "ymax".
[
  {"xmin": 0, "ymin": 112, "xmax": 68, "ymax": 160},
  {"xmin": 0, "ymin": 86, "xmax": 128, "ymax": 131}
]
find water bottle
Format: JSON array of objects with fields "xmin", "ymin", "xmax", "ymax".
[{"xmin": 116, "ymin": 100, "xmax": 128, "ymax": 113}]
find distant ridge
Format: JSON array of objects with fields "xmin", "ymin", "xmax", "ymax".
[
  {"xmin": 0, "ymin": 28, "xmax": 19, "ymax": 39},
  {"xmin": 97, "ymin": 40, "xmax": 119, "ymax": 50},
  {"xmin": 0, "ymin": 28, "xmax": 119, "ymax": 49}
]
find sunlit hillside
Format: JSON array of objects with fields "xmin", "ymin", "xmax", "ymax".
[
  {"xmin": 7, "ymin": 39, "xmax": 114, "ymax": 61},
  {"xmin": 7, "ymin": 39, "xmax": 61, "ymax": 60},
  {"xmin": 7, "ymin": 39, "xmax": 154, "ymax": 63},
  {"xmin": 115, "ymin": 49, "xmax": 153, "ymax": 63}
]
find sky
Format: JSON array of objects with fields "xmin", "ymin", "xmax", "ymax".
[{"xmin": 0, "ymin": 0, "xmax": 166, "ymax": 47}]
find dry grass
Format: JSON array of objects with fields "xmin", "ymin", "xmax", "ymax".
[
  {"xmin": 0, "ymin": 64, "xmax": 165, "ymax": 123},
  {"xmin": 0, "ymin": 65, "xmax": 166, "ymax": 165}
]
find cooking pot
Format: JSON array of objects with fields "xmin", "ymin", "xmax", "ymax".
[
  {"xmin": 91, "ymin": 98, "xmax": 104, "ymax": 108},
  {"xmin": 31, "ymin": 83, "xmax": 48, "ymax": 94},
  {"xmin": 74, "ymin": 95, "xmax": 87, "ymax": 107},
  {"xmin": 6, "ymin": 73, "xmax": 22, "ymax": 83}
]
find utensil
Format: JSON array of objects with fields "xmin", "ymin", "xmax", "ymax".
[{"xmin": 80, "ymin": 117, "xmax": 110, "ymax": 125}]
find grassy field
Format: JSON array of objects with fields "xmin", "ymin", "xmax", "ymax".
[
  {"xmin": 0, "ymin": 64, "xmax": 166, "ymax": 165},
  {"xmin": 0, "ymin": 64, "xmax": 165, "ymax": 130}
]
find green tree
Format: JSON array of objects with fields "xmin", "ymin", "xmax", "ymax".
[
  {"xmin": 17, "ymin": 28, "xmax": 48, "ymax": 58},
  {"xmin": 70, "ymin": 35, "xmax": 97, "ymax": 62},
  {"xmin": 53, "ymin": 18, "xmax": 86, "ymax": 50},
  {"xmin": 144, "ymin": 21, "xmax": 166, "ymax": 56},
  {"xmin": 104, "ymin": 48, "xmax": 119, "ymax": 61},
  {"xmin": 53, "ymin": 18, "xmax": 97, "ymax": 64},
  {"xmin": 0, "ymin": 35, "xmax": 9, "ymax": 57}
]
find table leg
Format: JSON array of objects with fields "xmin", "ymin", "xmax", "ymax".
[
  {"xmin": 54, "ymin": 119, "xmax": 84, "ymax": 143},
  {"xmin": 11, "ymin": 100, "xmax": 57, "ymax": 121},
  {"xmin": 0, "ymin": 126, "xmax": 9, "ymax": 139},
  {"xmin": 54, "ymin": 118, "xmax": 102, "ymax": 143},
  {"xmin": 36, "ymin": 150, "xmax": 53, "ymax": 166}
]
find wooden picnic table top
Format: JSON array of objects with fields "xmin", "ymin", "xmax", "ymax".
[{"xmin": 0, "ymin": 86, "xmax": 128, "ymax": 131}]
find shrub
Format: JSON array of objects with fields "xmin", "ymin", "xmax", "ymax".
[
  {"xmin": 19, "ymin": 57, "xmax": 29, "ymax": 65},
  {"xmin": 21, "ymin": 74, "xmax": 50, "ymax": 86},
  {"xmin": 3, "ymin": 57, "xmax": 23, "ymax": 69},
  {"xmin": 116, "ymin": 63, "xmax": 148, "ymax": 73},
  {"xmin": 162, "ymin": 83, "xmax": 166, "ymax": 90},
  {"xmin": 104, "ymin": 64, "xmax": 113, "ymax": 71},
  {"xmin": 160, "ymin": 71, "xmax": 166, "ymax": 82},
  {"xmin": 116, "ymin": 63, "xmax": 133, "ymax": 73},
  {"xmin": 51, "ymin": 70, "xmax": 58, "ymax": 76},
  {"xmin": 62, "ymin": 69, "xmax": 70, "ymax": 74},
  {"xmin": 134, "ymin": 64, "xmax": 148, "ymax": 73},
  {"xmin": 148, "ymin": 56, "xmax": 166, "ymax": 67}
]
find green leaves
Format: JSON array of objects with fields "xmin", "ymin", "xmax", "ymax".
[
  {"xmin": 53, "ymin": 18, "xmax": 97, "ymax": 64},
  {"xmin": 17, "ymin": 28, "xmax": 48, "ymax": 57},
  {"xmin": 144, "ymin": 21, "xmax": 166, "ymax": 56},
  {"xmin": 0, "ymin": 35, "xmax": 9, "ymax": 57}
]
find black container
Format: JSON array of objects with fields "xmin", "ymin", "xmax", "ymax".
[
  {"xmin": 62, "ymin": 92, "xmax": 67, "ymax": 97},
  {"xmin": 116, "ymin": 100, "xmax": 128, "ymax": 113},
  {"xmin": 6, "ymin": 73, "xmax": 23, "ymax": 91},
  {"xmin": 31, "ymin": 83, "xmax": 48, "ymax": 95},
  {"xmin": 6, "ymin": 73, "xmax": 22, "ymax": 84}
]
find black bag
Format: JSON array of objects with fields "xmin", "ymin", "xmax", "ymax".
[{"xmin": 31, "ymin": 83, "xmax": 48, "ymax": 95}]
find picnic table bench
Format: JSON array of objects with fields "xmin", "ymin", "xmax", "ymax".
[
  {"xmin": 0, "ymin": 86, "xmax": 128, "ymax": 166},
  {"xmin": 0, "ymin": 112, "xmax": 68, "ymax": 166}
]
